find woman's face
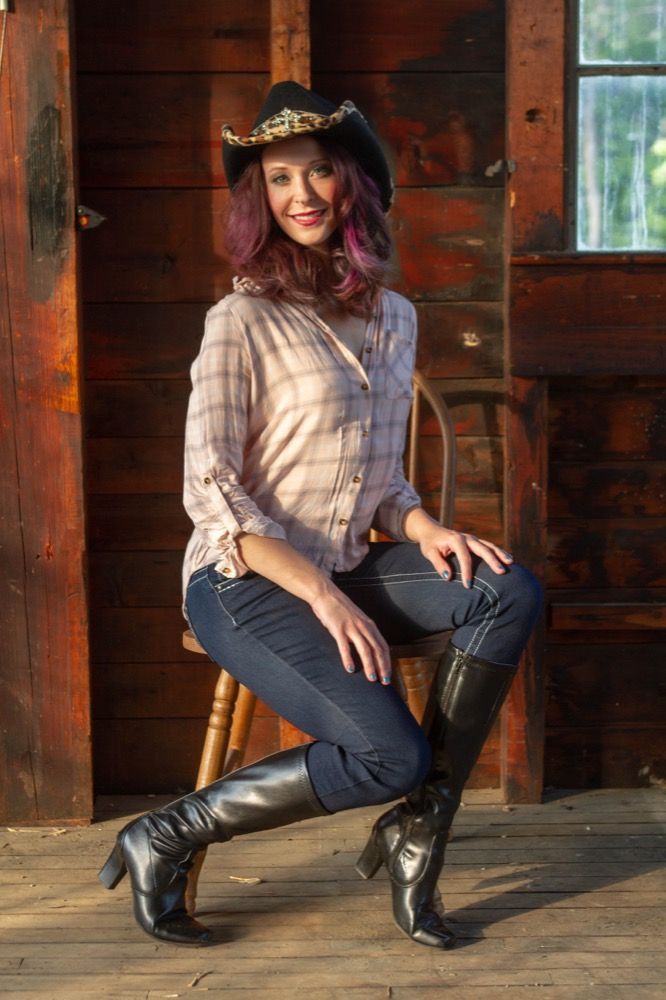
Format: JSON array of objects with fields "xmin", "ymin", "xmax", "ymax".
[{"xmin": 261, "ymin": 137, "xmax": 338, "ymax": 249}]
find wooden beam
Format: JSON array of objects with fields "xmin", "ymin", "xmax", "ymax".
[
  {"xmin": 270, "ymin": 0, "xmax": 310, "ymax": 86},
  {"xmin": 0, "ymin": 0, "xmax": 92, "ymax": 823},
  {"xmin": 550, "ymin": 603, "xmax": 666, "ymax": 631},
  {"xmin": 269, "ymin": 0, "xmax": 310, "ymax": 751},
  {"xmin": 501, "ymin": 0, "xmax": 558, "ymax": 802}
]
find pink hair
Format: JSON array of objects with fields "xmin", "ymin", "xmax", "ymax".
[{"xmin": 224, "ymin": 138, "xmax": 392, "ymax": 317}]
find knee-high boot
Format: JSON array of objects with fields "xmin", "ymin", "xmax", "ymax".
[
  {"xmin": 98, "ymin": 745, "xmax": 328, "ymax": 945},
  {"xmin": 355, "ymin": 643, "xmax": 518, "ymax": 948}
]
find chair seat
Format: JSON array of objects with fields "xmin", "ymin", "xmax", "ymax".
[
  {"xmin": 390, "ymin": 631, "xmax": 450, "ymax": 659},
  {"xmin": 183, "ymin": 628, "xmax": 206, "ymax": 655}
]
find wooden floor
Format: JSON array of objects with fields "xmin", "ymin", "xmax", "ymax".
[{"xmin": 1, "ymin": 788, "xmax": 665, "ymax": 999}]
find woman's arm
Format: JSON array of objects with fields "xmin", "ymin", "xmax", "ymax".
[
  {"xmin": 235, "ymin": 533, "xmax": 392, "ymax": 685},
  {"xmin": 184, "ymin": 304, "xmax": 289, "ymax": 578}
]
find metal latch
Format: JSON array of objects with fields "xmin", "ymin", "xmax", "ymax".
[{"xmin": 76, "ymin": 205, "xmax": 107, "ymax": 231}]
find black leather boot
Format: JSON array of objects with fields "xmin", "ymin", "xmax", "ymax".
[
  {"xmin": 356, "ymin": 643, "xmax": 518, "ymax": 948},
  {"xmin": 99, "ymin": 745, "xmax": 328, "ymax": 945}
]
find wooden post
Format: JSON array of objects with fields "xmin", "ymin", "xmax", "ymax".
[
  {"xmin": 500, "ymin": 0, "xmax": 565, "ymax": 802},
  {"xmin": 270, "ymin": 0, "xmax": 310, "ymax": 86},
  {"xmin": 0, "ymin": 0, "xmax": 92, "ymax": 823},
  {"xmin": 501, "ymin": 377, "xmax": 547, "ymax": 802}
]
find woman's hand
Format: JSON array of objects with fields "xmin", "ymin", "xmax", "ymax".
[
  {"xmin": 402, "ymin": 509, "xmax": 513, "ymax": 588},
  {"xmin": 235, "ymin": 534, "xmax": 391, "ymax": 684},
  {"xmin": 310, "ymin": 586, "xmax": 392, "ymax": 685}
]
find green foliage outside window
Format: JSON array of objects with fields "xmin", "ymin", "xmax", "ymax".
[{"xmin": 577, "ymin": 0, "xmax": 666, "ymax": 250}]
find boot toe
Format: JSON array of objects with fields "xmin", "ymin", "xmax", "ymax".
[
  {"xmin": 410, "ymin": 920, "xmax": 457, "ymax": 949},
  {"xmin": 153, "ymin": 913, "xmax": 213, "ymax": 945}
]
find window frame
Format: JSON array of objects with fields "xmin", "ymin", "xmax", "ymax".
[{"xmin": 566, "ymin": 0, "xmax": 666, "ymax": 253}]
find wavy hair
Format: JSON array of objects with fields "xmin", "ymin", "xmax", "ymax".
[{"xmin": 225, "ymin": 138, "xmax": 393, "ymax": 317}]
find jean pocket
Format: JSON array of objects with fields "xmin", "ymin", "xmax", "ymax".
[{"xmin": 207, "ymin": 564, "xmax": 258, "ymax": 593}]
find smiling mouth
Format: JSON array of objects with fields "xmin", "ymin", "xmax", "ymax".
[{"xmin": 289, "ymin": 209, "xmax": 327, "ymax": 226}]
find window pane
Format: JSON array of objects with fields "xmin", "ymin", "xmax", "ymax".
[
  {"xmin": 577, "ymin": 75, "xmax": 666, "ymax": 250},
  {"xmin": 580, "ymin": 0, "xmax": 666, "ymax": 64}
]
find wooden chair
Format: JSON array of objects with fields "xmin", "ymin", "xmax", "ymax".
[{"xmin": 182, "ymin": 368, "xmax": 456, "ymax": 913}]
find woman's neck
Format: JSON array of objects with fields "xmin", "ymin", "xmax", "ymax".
[{"xmin": 316, "ymin": 305, "xmax": 368, "ymax": 362}]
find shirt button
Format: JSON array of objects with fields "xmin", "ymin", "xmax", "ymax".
[
  {"xmin": 339, "ymin": 518, "xmax": 349, "ymax": 526},
  {"xmin": 203, "ymin": 476, "xmax": 212, "ymax": 485},
  {"xmin": 360, "ymin": 382, "xmax": 369, "ymax": 390},
  {"xmin": 352, "ymin": 476, "xmax": 362, "ymax": 483},
  {"xmin": 222, "ymin": 567, "xmax": 231, "ymax": 575},
  {"xmin": 361, "ymin": 430, "xmax": 369, "ymax": 438},
  {"xmin": 365, "ymin": 346, "xmax": 372, "ymax": 354}
]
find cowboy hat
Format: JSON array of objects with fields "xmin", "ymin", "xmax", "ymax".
[{"xmin": 222, "ymin": 81, "xmax": 394, "ymax": 211}]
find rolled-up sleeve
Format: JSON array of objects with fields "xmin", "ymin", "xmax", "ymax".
[
  {"xmin": 370, "ymin": 302, "xmax": 422, "ymax": 542},
  {"xmin": 370, "ymin": 450, "xmax": 422, "ymax": 542},
  {"xmin": 183, "ymin": 304, "xmax": 287, "ymax": 578}
]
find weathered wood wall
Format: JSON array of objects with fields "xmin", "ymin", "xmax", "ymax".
[
  {"xmin": 76, "ymin": 0, "xmax": 507, "ymax": 793},
  {"xmin": 545, "ymin": 376, "xmax": 666, "ymax": 787},
  {"xmin": 0, "ymin": 0, "xmax": 92, "ymax": 824}
]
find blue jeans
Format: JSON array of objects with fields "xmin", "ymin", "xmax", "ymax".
[{"xmin": 185, "ymin": 542, "xmax": 542, "ymax": 813}]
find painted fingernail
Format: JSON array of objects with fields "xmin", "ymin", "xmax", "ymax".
[
  {"xmin": 506, "ymin": 553, "xmax": 514, "ymax": 561},
  {"xmin": 465, "ymin": 578, "xmax": 472, "ymax": 589},
  {"xmin": 368, "ymin": 672, "xmax": 377, "ymax": 682},
  {"xmin": 381, "ymin": 676, "xmax": 391, "ymax": 685},
  {"xmin": 440, "ymin": 570, "xmax": 450, "ymax": 580},
  {"xmin": 346, "ymin": 664, "xmax": 356, "ymax": 673}
]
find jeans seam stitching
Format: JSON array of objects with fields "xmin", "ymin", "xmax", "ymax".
[
  {"xmin": 464, "ymin": 575, "xmax": 501, "ymax": 656},
  {"xmin": 342, "ymin": 570, "xmax": 439, "ymax": 583}
]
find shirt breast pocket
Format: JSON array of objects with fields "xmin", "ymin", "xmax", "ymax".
[{"xmin": 382, "ymin": 336, "xmax": 415, "ymax": 399}]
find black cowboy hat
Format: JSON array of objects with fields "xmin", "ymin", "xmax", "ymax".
[{"xmin": 221, "ymin": 81, "xmax": 394, "ymax": 212}]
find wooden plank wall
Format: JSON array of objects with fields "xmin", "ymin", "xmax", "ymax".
[
  {"xmin": 0, "ymin": 0, "xmax": 92, "ymax": 823},
  {"xmin": 76, "ymin": 0, "xmax": 507, "ymax": 793},
  {"xmin": 545, "ymin": 375, "xmax": 666, "ymax": 787}
]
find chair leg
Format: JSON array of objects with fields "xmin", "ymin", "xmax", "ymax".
[
  {"xmin": 395, "ymin": 656, "xmax": 437, "ymax": 724},
  {"xmin": 195, "ymin": 671, "xmax": 240, "ymax": 790},
  {"xmin": 185, "ymin": 669, "xmax": 239, "ymax": 916},
  {"xmin": 223, "ymin": 685, "xmax": 257, "ymax": 774}
]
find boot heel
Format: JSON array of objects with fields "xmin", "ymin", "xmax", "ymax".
[
  {"xmin": 98, "ymin": 843, "xmax": 127, "ymax": 889},
  {"xmin": 355, "ymin": 832, "xmax": 383, "ymax": 879}
]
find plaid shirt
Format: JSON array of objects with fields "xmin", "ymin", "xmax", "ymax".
[{"xmin": 182, "ymin": 282, "xmax": 422, "ymax": 605}]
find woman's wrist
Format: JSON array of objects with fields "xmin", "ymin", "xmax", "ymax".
[{"xmin": 402, "ymin": 506, "xmax": 443, "ymax": 544}]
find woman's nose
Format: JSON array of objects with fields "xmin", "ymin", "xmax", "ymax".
[{"xmin": 292, "ymin": 173, "xmax": 315, "ymax": 203}]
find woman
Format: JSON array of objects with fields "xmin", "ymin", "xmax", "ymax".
[{"xmin": 98, "ymin": 82, "xmax": 542, "ymax": 949}]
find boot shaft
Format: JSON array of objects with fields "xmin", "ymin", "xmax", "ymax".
[
  {"xmin": 153, "ymin": 745, "xmax": 328, "ymax": 848},
  {"xmin": 422, "ymin": 644, "xmax": 518, "ymax": 808}
]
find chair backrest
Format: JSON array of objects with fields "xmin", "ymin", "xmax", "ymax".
[{"xmin": 407, "ymin": 369, "xmax": 457, "ymax": 528}]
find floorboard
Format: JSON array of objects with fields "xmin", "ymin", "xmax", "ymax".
[{"xmin": 1, "ymin": 789, "xmax": 664, "ymax": 998}]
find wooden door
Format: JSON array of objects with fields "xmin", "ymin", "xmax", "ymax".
[{"xmin": 0, "ymin": 0, "xmax": 92, "ymax": 823}]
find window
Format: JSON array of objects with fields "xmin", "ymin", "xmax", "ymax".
[{"xmin": 573, "ymin": 0, "xmax": 666, "ymax": 251}]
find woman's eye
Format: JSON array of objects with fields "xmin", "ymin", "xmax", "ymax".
[
  {"xmin": 312, "ymin": 164, "xmax": 331, "ymax": 177},
  {"xmin": 270, "ymin": 174, "xmax": 289, "ymax": 185}
]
